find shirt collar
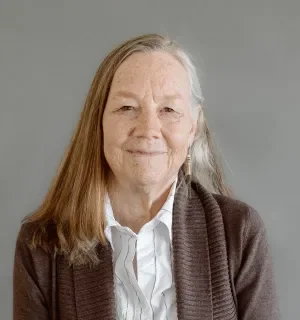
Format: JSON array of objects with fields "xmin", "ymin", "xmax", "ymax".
[{"xmin": 104, "ymin": 176, "xmax": 178, "ymax": 245}]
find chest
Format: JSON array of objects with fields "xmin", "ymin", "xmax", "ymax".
[
  {"xmin": 53, "ymin": 196, "xmax": 238, "ymax": 320},
  {"xmin": 111, "ymin": 222, "xmax": 177, "ymax": 319}
]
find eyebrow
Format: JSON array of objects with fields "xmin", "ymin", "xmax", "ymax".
[{"xmin": 113, "ymin": 90, "xmax": 184, "ymax": 101}]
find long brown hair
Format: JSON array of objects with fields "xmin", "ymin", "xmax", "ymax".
[{"xmin": 24, "ymin": 33, "xmax": 232, "ymax": 266}]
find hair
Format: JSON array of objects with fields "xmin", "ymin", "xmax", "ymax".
[{"xmin": 24, "ymin": 33, "xmax": 232, "ymax": 266}]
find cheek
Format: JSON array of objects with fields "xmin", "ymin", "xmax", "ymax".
[
  {"xmin": 103, "ymin": 118, "xmax": 129, "ymax": 149},
  {"xmin": 164, "ymin": 125, "xmax": 190, "ymax": 152},
  {"xmin": 163, "ymin": 128, "xmax": 190, "ymax": 167}
]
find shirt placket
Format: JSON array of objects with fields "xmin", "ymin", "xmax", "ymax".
[{"xmin": 125, "ymin": 235, "xmax": 151, "ymax": 320}]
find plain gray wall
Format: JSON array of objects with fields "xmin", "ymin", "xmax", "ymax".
[{"xmin": 1, "ymin": 0, "xmax": 299, "ymax": 318}]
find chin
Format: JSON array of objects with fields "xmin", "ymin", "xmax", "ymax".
[{"xmin": 129, "ymin": 169, "xmax": 165, "ymax": 186}]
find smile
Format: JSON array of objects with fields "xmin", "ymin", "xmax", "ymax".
[{"xmin": 127, "ymin": 150, "xmax": 165, "ymax": 156}]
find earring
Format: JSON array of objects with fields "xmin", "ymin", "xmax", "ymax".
[{"xmin": 185, "ymin": 146, "xmax": 192, "ymax": 198}]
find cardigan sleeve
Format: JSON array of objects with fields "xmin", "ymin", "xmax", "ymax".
[
  {"xmin": 13, "ymin": 224, "xmax": 51, "ymax": 320},
  {"xmin": 235, "ymin": 208, "xmax": 280, "ymax": 320}
]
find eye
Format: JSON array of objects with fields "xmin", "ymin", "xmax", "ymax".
[
  {"xmin": 119, "ymin": 106, "xmax": 135, "ymax": 111},
  {"xmin": 163, "ymin": 107, "xmax": 176, "ymax": 113}
]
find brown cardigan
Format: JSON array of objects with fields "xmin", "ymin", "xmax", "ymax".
[{"xmin": 13, "ymin": 175, "xmax": 280, "ymax": 320}]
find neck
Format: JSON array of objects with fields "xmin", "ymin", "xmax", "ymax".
[{"xmin": 107, "ymin": 173, "xmax": 177, "ymax": 233}]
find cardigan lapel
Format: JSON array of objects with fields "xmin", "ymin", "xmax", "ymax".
[
  {"xmin": 172, "ymin": 171, "xmax": 213, "ymax": 319},
  {"xmin": 194, "ymin": 181, "xmax": 237, "ymax": 320},
  {"xmin": 172, "ymin": 169, "xmax": 237, "ymax": 320},
  {"xmin": 73, "ymin": 244, "xmax": 116, "ymax": 320}
]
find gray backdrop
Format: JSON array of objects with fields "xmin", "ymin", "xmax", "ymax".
[{"xmin": 1, "ymin": 0, "xmax": 299, "ymax": 319}]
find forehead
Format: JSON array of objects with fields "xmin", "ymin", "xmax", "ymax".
[{"xmin": 110, "ymin": 52, "xmax": 190, "ymax": 98}]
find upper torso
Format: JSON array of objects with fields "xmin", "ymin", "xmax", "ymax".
[{"xmin": 13, "ymin": 179, "xmax": 280, "ymax": 320}]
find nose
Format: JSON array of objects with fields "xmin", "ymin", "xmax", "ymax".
[{"xmin": 132, "ymin": 108, "xmax": 162, "ymax": 140}]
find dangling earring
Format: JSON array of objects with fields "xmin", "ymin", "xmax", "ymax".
[{"xmin": 185, "ymin": 146, "xmax": 192, "ymax": 198}]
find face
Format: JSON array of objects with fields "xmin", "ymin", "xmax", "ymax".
[{"xmin": 102, "ymin": 51, "xmax": 197, "ymax": 188}]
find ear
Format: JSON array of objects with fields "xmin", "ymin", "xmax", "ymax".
[
  {"xmin": 188, "ymin": 119, "xmax": 197, "ymax": 146},
  {"xmin": 187, "ymin": 105, "xmax": 200, "ymax": 146}
]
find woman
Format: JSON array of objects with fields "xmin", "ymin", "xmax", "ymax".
[{"xmin": 13, "ymin": 34, "xmax": 279, "ymax": 320}]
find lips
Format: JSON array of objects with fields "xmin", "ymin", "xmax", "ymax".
[{"xmin": 127, "ymin": 150, "xmax": 165, "ymax": 155}]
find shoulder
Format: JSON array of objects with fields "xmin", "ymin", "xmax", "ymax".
[
  {"xmin": 14, "ymin": 219, "xmax": 57, "ymax": 269},
  {"xmin": 212, "ymin": 193, "xmax": 266, "ymax": 241},
  {"xmin": 211, "ymin": 193, "xmax": 270, "ymax": 278},
  {"xmin": 191, "ymin": 181, "xmax": 269, "ymax": 262},
  {"xmin": 13, "ymin": 221, "xmax": 57, "ymax": 314}
]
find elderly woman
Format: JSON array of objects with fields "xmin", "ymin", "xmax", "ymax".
[{"xmin": 13, "ymin": 34, "xmax": 279, "ymax": 320}]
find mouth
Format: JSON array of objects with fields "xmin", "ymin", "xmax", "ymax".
[{"xmin": 127, "ymin": 150, "xmax": 165, "ymax": 156}]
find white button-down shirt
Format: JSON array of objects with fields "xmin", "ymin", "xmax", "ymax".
[{"xmin": 104, "ymin": 177, "xmax": 178, "ymax": 320}]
